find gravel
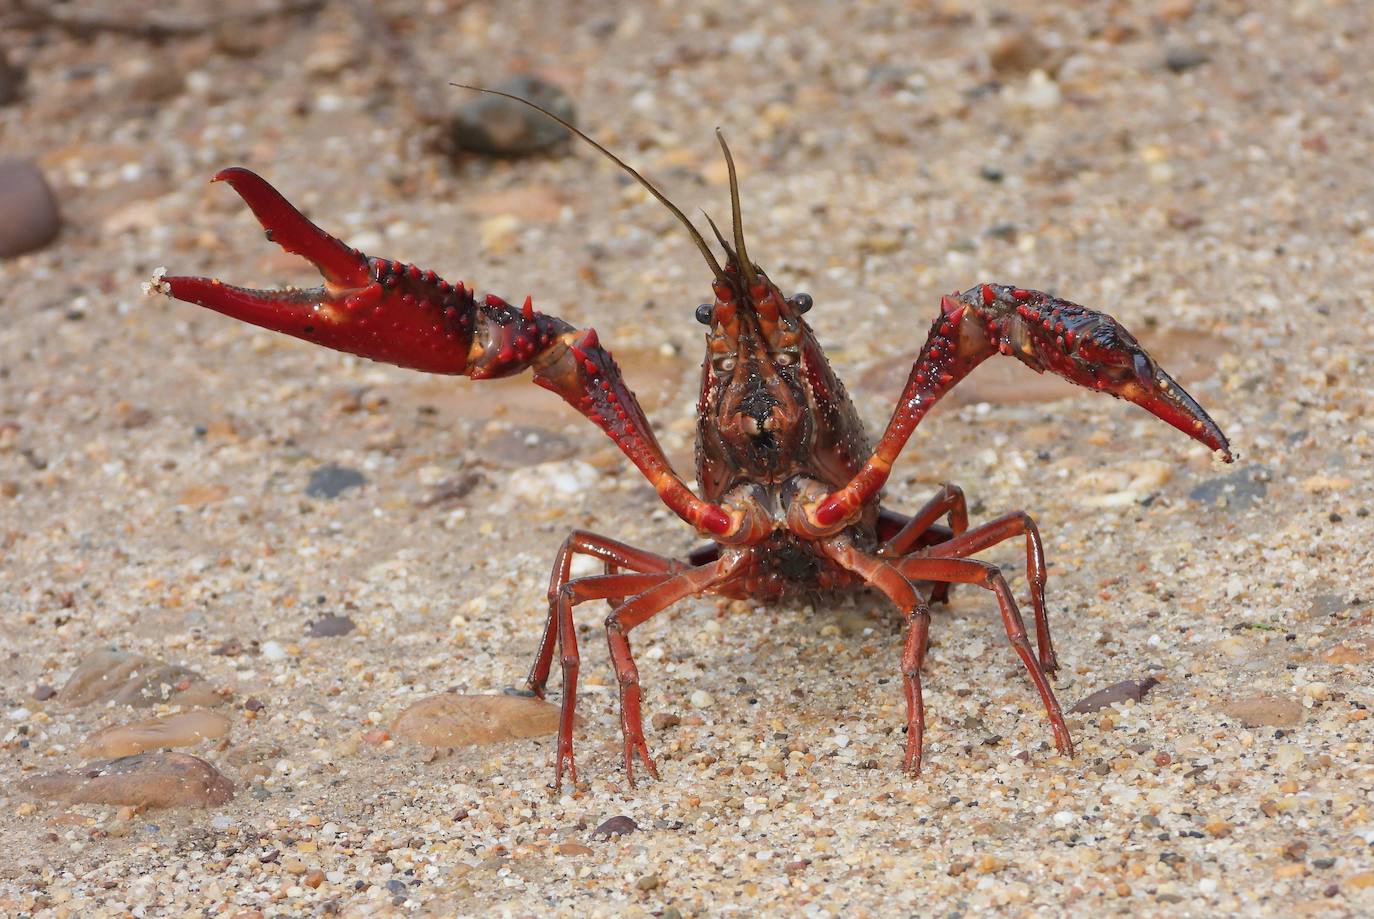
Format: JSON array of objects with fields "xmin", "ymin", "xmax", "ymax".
[{"xmin": 2, "ymin": 0, "xmax": 1373, "ymax": 915}]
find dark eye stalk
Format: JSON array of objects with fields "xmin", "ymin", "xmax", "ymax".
[
  {"xmin": 790, "ymin": 293, "xmax": 813, "ymax": 314},
  {"xmin": 695, "ymin": 303, "xmax": 714, "ymax": 325}
]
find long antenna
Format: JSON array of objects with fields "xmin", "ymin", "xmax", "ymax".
[
  {"xmin": 451, "ymin": 83, "xmax": 726, "ymax": 283},
  {"xmin": 714, "ymin": 129, "xmax": 757, "ymax": 290}
]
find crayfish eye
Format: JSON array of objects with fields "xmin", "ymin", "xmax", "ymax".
[
  {"xmin": 773, "ymin": 351, "xmax": 797, "ymax": 367},
  {"xmin": 712, "ymin": 355, "xmax": 737, "ymax": 373},
  {"xmin": 790, "ymin": 292, "xmax": 813, "ymax": 314},
  {"xmin": 695, "ymin": 303, "xmax": 714, "ymax": 325}
]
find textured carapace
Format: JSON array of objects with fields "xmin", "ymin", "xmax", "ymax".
[{"xmin": 154, "ymin": 95, "xmax": 1232, "ymax": 790}]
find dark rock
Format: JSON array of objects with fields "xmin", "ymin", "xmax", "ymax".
[
  {"xmin": 0, "ymin": 160, "xmax": 60, "ymax": 258},
  {"xmin": 1070, "ymin": 677, "xmax": 1160, "ymax": 714},
  {"xmin": 306, "ymin": 614, "xmax": 356, "ymax": 638},
  {"xmin": 306, "ymin": 464, "xmax": 365, "ymax": 499},
  {"xmin": 591, "ymin": 815, "xmax": 639, "ymax": 838},
  {"xmin": 32, "ymin": 684, "xmax": 56, "ymax": 701},
  {"xmin": 1164, "ymin": 46, "xmax": 1209, "ymax": 73},
  {"xmin": 450, "ymin": 76, "xmax": 575, "ymax": 157},
  {"xmin": 1189, "ymin": 465, "xmax": 1269, "ymax": 510}
]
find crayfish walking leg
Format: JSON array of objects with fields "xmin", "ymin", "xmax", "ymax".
[
  {"xmin": 603, "ymin": 553, "xmax": 747, "ymax": 786},
  {"xmin": 896, "ymin": 554, "xmax": 1074, "ymax": 758}
]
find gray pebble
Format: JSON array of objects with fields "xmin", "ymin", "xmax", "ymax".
[
  {"xmin": 306, "ymin": 464, "xmax": 365, "ymax": 499},
  {"xmin": 0, "ymin": 160, "xmax": 60, "ymax": 258},
  {"xmin": 450, "ymin": 76, "xmax": 575, "ymax": 157}
]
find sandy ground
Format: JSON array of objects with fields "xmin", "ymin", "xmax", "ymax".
[{"xmin": 3, "ymin": 0, "xmax": 1374, "ymax": 916}]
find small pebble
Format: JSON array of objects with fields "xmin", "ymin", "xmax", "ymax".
[
  {"xmin": 689, "ymin": 690, "xmax": 715, "ymax": 709},
  {"xmin": 306, "ymin": 614, "xmax": 356, "ymax": 638},
  {"xmin": 305, "ymin": 464, "xmax": 365, "ymax": 499},
  {"xmin": 1165, "ymin": 45, "xmax": 1210, "ymax": 73},
  {"xmin": 1070, "ymin": 677, "xmax": 1160, "ymax": 713},
  {"xmin": 261, "ymin": 641, "xmax": 288, "ymax": 662},
  {"xmin": 591, "ymin": 815, "xmax": 638, "ymax": 838}
]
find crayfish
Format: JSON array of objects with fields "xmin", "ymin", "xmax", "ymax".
[{"xmin": 153, "ymin": 89, "xmax": 1232, "ymax": 789}]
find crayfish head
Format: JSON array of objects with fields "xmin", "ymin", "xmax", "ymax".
[{"xmin": 694, "ymin": 266, "xmax": 821, "ymax": 485}]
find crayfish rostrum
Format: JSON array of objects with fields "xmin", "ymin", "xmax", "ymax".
[{"xmin": 153, "ymin": 89, "xmax": 1231, "ymax": 789}]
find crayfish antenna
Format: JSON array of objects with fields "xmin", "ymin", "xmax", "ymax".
[
  {"xmin": 451, "ymin": 82, "xmax": 727, "ymax": 285},
  {"xmin": 715, "ymin": 129, "xmax": 758, "ymax": 291}
]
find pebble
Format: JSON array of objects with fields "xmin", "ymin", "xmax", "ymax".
[
  {"xmin": 1189, "ymin": 465, "xmax": 1269, "ymax": 510},
  {"xmin": 1224, "ymin": 695, "xmax": 1304, "ymax": 728},
  {"xmin": 21, "ymin": 753, "xmax": 234, "ymax": 808},
  {"xmin": 689, "ymin": 690, "xmax": 715, "ymax": 709},
  {"xmin": 651, "ymin": 712, "xmax": 681, "ymax": 731},
  {"xmin": 591, "ymin": 815, "xmax": 639, "ymax": 838},
  {"xmin": 306, "ymin": 614, "xmax": 356, "ymax": 638},
  {"xmin": 305, "ymin": 464, "xmax": 366, "ymax": 499},
  {"xmin": 557, "ymin": 841, "xmax": 593, "ymax": 856},
  {"xmin": 60, "ymin": 650, "xmax": 220, "ymax": 708},
  {"xmin": 0, "ymin": 160, "xmax": 61, "ymax": 258},
  {"xmin": 1165, "ymin": 45, "xmax": 1210, "ymax": 73},
  {"xmin": 1069, "ymin": 677, "xmax": 1160, "ymax": 714},
  {"xmin": 79, "ymin": 710, "xmax": 231, "ymax": 758},
  {"xmin": 261, "ymin": 641, "xmax": 289, "ymax": 662},
  {"xmin": 449, "ymin": 75, "xmax": 575, "ymax": 157},
  {"xmin": 391, "ymin": 693, "xmax": 561, "ymax": 747}
]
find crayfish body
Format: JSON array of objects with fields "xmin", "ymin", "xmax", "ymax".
[{"xmin": 155, "ymin": 94, "xmax": 1231, "ymax": 789}]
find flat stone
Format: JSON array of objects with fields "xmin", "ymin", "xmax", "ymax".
[
  {"xmin": 591, "ymin": 815, "xmax": 639, "ymax": 838},
  {"xmin": 21, "ymin": 753, "xmax": 234, "ymax": 808},
  {"xmin": 1223, "ymin": 695, "xmax": 1304, "ymax": 728},
  {"xmin": 306, "ymin": 614, "xmax": 356, "ymax": 638},
  {"xmin": 78, "ymin": 711, "xmax": 231, "ymax": 759},
  {"xmin": 391, "ymin": 693, "xmax": 561, "ymax": 747},
  {"xmin": 305, "ymin": 464, "xmax": 365, "ymax": 499},
  {"xmin": 0, "ymin": 160, "xmax": 60, "ymax": 258},
  {"xmin": 1189, "ymin": 465, "xmax": 1269, "ymax": 510},
  {"xmin": 60, "ymin": 651, "xmax": 220, "ymax": 708},
  {"xmin": 1069, "ymin": 677, "xmax": 1160, "ymax": 714}
]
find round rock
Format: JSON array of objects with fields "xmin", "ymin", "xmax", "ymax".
[
  {"xmin": 0, "ymin": 160, "xmax": 60, "ymax": 258},
  {"xmin": 450, "ymin": 76, "xmax": 575, "ymax": 157}
]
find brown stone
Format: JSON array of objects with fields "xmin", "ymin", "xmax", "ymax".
[
  {"xmin": 21, "ymin": 753, "xmax": 234, "ymax": 808},
  {"xmin": 1224, "ymin": 695, "xmax": 1304, "ymax": 728},
  {"xmin": 391, "ymin": 693, "xmax": 561, "ymax": 747}
]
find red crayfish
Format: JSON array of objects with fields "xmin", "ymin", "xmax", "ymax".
[{"xmin": 154, "ymin": 90, "xmax": 1232, "ymax": 789}]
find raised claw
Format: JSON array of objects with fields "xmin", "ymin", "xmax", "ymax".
[
  {"xmin": 957, "ymin": 284, "xmax": 1233, "ymax": 461},
  {"xmin": 808, "ymin": 282, "xmax": 1232, "ymax": 531},
  {"xmin": 156, "ymin": 166, "xmax": 569, "ymax": 377}
]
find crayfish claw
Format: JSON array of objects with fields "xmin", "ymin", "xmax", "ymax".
[
  {"xmin": 961, "ymin": 284, "xmax": 1233, "ymax": 461},
  {"xmin": 210, "ymin": 167, "xmax": 371, "ymax": 289}
]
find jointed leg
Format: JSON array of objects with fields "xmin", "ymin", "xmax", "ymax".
[
  {"xmin": 818, "ymin": 536, "xmax": 932, "ymax": 774},
  {"xmin": 603, "ymin": 552, "xmax": 748, "ymax": 786},
  {"xmin": 543, "ymin": 569, "xmax": 674, "ymax": 790},
  {"xmin": 924, "ymin": 511, "xmax": 1057, "ymax": 672},
  {"xmin": 879, "ymin": 483, "xmax": 969, "ymax": 556},
  {"xmin": 526, "ymin": 530, "xmax": 678, "ymax": 699},
  {"xmin": 879, "ymin": 483, "xmax": 969, "ymax": 604},
  {"xmin": 895, "ymin": 554, "xmax": 1073, "ymax": 757}
]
